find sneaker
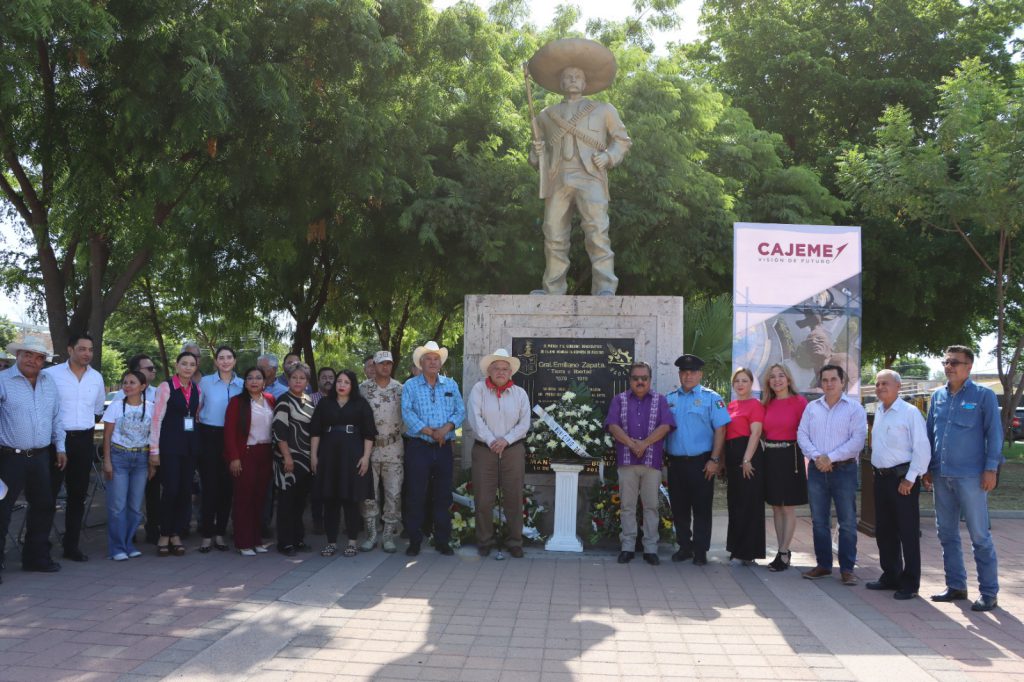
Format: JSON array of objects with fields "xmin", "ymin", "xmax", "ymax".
[
  {"xmin": 127, "ymin": 550, "xmax": 143, "ymax": 559},
  {"xmin": 802, "ymin": 567, "xmax": 832, "ymax": 580},
  {"xmin": 111, "ymin": 553, "xmax": 129, "ymax": 561},
  {"xmin": 254, "ymin": 544, "xmax": 270, "ymax": 554},
  {"xmin": 841, "ymin": 571, "xmax": 858, "ymax": 586},
  {"xmin": 239, "ymin": 548, "xmax": 257, "ymax": 557}
]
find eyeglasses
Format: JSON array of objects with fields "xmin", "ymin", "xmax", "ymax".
[
  {"xmin": 140, "ymin": 366, "xmax": 156, "ymax": 371},
  {"xmin": 629, "ymin": 375, "xmax": 650, "ymax": 382},
  {"xmin": 941, "ymin": 359, "xmax": 969, "ymax": 367}
]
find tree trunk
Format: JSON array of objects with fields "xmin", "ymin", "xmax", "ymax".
[{"xmin": 142, "ymin": 276, "xmax": 170, "ymax": 378}]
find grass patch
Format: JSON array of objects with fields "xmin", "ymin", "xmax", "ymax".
[{"xmin": 1004, "ymin": 441, "xmax": 1024, "ymax": 461}]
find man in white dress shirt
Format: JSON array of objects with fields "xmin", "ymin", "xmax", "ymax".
[
  {"xmin": 467, "ymin": 349, "xmax": 532, "ymax": 557},
  {"xmin": 43, "ymin": 332, "xmax": 106, "ymax": 562},
  {"xmin": 866, "ymin": 370, "xmax": 931, "ymax": 599},
  {"xmin": 797, "ymin": 364, "xmax": 868, "ymax": 585}
]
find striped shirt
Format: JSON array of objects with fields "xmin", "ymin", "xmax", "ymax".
[
  {"xmin": 402, "ymin": 374, "xmax": 465, "ymax": 442},
  {"xmin": 797, "ymin": 393, "xmax": 867, "ymax": 463},
  {"xmin": 0, "ymin": 364, "xmax": 66, "ymax": 452}
]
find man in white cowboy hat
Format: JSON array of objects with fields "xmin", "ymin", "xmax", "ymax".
[
  {"xmin": 527, "ymin": 38, "xmax": 632, "ymax": 296},
  {"xmin": 359, "ymin": 350, "xmax": 404, "ymax": 553},
  {"xmin": 401, "ymin": 341, "xmax": 465, "ymax": 556},
  {"xmin": 0, "ymin": 338, "xmax": 67, "ymax": 581},
  {"xmin": 466, "ymin": 349, "xmax": 532, "ymax": 558}
]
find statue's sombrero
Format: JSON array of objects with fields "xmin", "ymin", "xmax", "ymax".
[{"xmin": 527, "ymin": 38, "xmax": 617, "ymax": 95}]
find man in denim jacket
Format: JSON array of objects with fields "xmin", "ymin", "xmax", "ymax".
[{"xmin": 925, "ymin": 344, "xmax": 1004, "ymax": 612}]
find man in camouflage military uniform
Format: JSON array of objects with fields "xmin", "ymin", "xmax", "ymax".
[{"xmin": 359, "ymin": 350, "xmax": 404, "ymax": 552}]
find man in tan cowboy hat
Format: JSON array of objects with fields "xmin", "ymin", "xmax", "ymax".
[
  {"xmin": 0, "ymin": 338, "xmax": 67, "ymax": 581},
  {"xmin": 359, "ymin": 350, "xmax": 404, "ymax": 553},
  {"xmin": 527, "ymin": 38, "xmax": 632, "ymax": 296},
  {"xmin": 400, "ymin": 341, "xmax": 465, "ymax": 556},
  {"xmin": 467, "ymin": 349, "xmax": 531, "ymax": 558}
]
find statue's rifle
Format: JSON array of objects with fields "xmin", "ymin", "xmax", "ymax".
[{"xmin": 523, "ymin": 62, "xmax": 547, "ymax": 199}]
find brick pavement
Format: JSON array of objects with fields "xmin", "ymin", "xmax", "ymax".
[{"xmin": 0, "ymin": 511, "xmax": 1021, "ymax": 681}]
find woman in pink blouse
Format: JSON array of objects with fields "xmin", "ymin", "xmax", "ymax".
[
  {"xmin": 761, "ymin": 363, "xmax": 809, "ymax": 572},
  {"xmin": 725, "ymin": 368, "xmax": 766, "ymax": 565}
]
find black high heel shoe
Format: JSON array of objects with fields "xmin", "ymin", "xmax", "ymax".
[{"xmin": 768, "ymin": 550, "xmax": 791, "ymax": 572}]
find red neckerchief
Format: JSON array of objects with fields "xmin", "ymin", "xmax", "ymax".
[{"xmin": 486, "ymin": 377, "xmax": 515, "ymax": 398}]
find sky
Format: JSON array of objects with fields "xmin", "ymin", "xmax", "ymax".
[{"xmin": 0, "ymin": 0, "xmax": 1002, "ymax": 373}]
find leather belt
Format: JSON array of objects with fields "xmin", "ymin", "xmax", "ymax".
[
  {"xmin": 374, "ymin": 432, "xmax": 402, "ymax": 448},
  {"xmin": 0, "ymin": 446, "xmax": 48, "ymax": 457},
  {"xmin": 873, "ymin": 463, "xmax": 911, "ymax": 477},
  {"xmin": 66, "ymin": 428, "xmax": 95, "ymax": 437},
  {"xmin": 831, "ymin": 459, "xmax": 856, "ymax": 468},
  {"xmin": 328, "ymin": 424, "xmax": 358, "ymax": 435}
]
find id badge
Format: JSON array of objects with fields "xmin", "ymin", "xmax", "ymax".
[{"xmin": 184, "ymin": 417, "xmax": 195, "ymax": 432}]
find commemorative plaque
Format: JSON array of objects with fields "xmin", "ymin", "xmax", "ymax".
[{"xmin": 512, "ymin": 337, "xmax": 634, "ymax": 473}]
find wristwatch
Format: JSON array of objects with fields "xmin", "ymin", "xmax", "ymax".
[{"xmin": 710, "ymin": 456, "xmax": 720, "ymax": 464}]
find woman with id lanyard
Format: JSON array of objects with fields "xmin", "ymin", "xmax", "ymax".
[
  {"xmin": 149, "ymin": 351, "xmax": 202, "ymax": 556},
  {"xmin": 102, "ymin": 369, "xmax": 155, "ymax": 561}
]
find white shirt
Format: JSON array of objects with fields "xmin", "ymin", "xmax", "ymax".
[
  {"xmin": 43, "ymin": 360, "xmax": 106, "ymax": 431},
  {"xmin": 871, "ymin": 397, "xmax": 931, "ymax": 483},
  {"xmin": 466, "ymin": 380, "xmax": 531, "ymax": 446},
  {"xmin": 248, "ymin": 398, "xmax": 274, "ymax": 445},
  {"xmin": 797, "ymin": 393, "xmax": 868, "ymax": 463},
  {"xmin": 103, "ymin": 399, "xmax": 154, "ymax": 449}
]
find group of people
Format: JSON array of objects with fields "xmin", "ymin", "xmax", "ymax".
[
  {"xmin": 605, "ymin": 346, "xmax": 1003, "ymax": 612},
  {"xmin": 0, "ymin": 335, "xmax": 1005, "ymax": 613}
]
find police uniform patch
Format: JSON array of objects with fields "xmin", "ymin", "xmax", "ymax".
[{"xmin": 716, "ymin": 400, "xmax": 725, "ymax": 409}]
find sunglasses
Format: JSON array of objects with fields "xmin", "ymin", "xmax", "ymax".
[{"xmin": 941, "ymin": 359, "xmax": 969, "ymax": 367}]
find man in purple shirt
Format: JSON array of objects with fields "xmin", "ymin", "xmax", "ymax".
[{"xmin": 605, "ymin": 361, "xmax": 675, "ymax": 565}]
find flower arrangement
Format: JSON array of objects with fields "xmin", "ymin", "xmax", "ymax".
[
  {"xmin": 526, "ymin": 383, "xmax": 614, "ymax": 469},
  {"xmin": 587, "ymin": 476, "xmax": 675, "ymax": 546},
  {"xmin": 447, "ymin": 480, "xmax": 546, "ymax": 549}
]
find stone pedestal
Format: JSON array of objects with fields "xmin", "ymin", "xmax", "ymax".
[{"xmin": 545, "ymin": 463, "xmax": 585, "ymax": 552}]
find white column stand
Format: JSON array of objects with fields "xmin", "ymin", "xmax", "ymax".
[{"xmin": 545, "ymin": 462, "xmax": 585, "ymax": 552}]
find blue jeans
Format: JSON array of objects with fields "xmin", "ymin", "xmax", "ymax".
[
  {"xmin": 807, "ymin": 462, "xmax": 858, "ymax": 572},
  {"xmin": 106, "ymin": 445, "xmax": 149, "ymax": 557},
  {"xmin": 933, "ymin": 475, "xmax": 999, "ymax": 597}
]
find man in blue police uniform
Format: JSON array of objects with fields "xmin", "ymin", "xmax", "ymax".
[{"xmin": 664, "ymin": 354, "xmax": 731, "ymax": 565}]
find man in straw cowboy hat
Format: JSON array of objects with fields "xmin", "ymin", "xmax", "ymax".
[
  {"xmin": 401, "ymin": 341, "xmax": 465, "ymax": 556},
  {"xmin": 527, "ymin": 38, "xmax": 631, "ymax": 296},
  {"xmin": 0, "ymin": 338, "xmax": 67, "ymax": 582},
  {"xmin": 467, "ymin": 349, "xmax": 531, "ymax": 558}
]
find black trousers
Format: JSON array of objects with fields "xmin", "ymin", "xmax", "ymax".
[
  {"xmin": 667, "ymin": 454, "xmax": 714, "ymax": 553},
  {"xmin": 324, "ymin": 498, "xmax": 361, "ymax": 543},
  {"xmin": 159, "ymin": 448, "xmax": 198, "ymax": 537},
  {"xmin": 145, "ymin": 477, "xmax": 161, "ymax": 541},
  {"xmin": 0, "ymin": 450, "xmax": 56, "ymax": 570},
  {"xmin": 725, "ymin": 439, "xmax": 766, "ymax": 560},
  {"xmin": 874, "ymin": 471, "xmax": 921, "ymax": 593},
  {"xmin": 198, "ymin": 425, "xmax": 232, "ymax": 538},
  {"xmin": 403, "ymin": 439, "xmax": 452, "ymax": 546},
  {"xmin": 50, "ymin": 429, "xmax": 95, "ymax": 553},
  {"xmin": 276, "ymin": 468, "xmax": 312, "ymax": 550}
]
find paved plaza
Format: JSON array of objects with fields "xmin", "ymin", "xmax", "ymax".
[{"xmin": 0, "ymin": 512, "xmax": 1021, "ymax": 681}]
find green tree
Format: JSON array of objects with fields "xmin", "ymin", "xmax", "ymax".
[
  {"xmin": 837, "ymin": 58, "xmax": 1024, "ymax": 434},
  {"xmin": 0, "ymin": 315, "xmax": 15, "ymax": 349}
]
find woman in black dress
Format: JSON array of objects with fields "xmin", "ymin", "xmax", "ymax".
[{"xmin": 310, "ymin": 369, "xmax": 377, "ymax": 557}]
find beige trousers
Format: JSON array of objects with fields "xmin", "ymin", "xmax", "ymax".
[{"xmin": 618, "ymin": 464, "xmax": 662, "ymax": 553}]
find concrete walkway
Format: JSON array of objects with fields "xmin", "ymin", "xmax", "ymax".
[{"xmin": 0, "ymin": 513, "xmax": 1021, "ymax": 681}]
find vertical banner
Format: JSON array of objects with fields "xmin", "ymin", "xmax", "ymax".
[{"xmin": 733, "ymin": 223, "xmax": 862, "ymax": 397}]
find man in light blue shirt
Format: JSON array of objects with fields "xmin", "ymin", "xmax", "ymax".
[
  {"xmin": 797, "ymin": 364, "xmax": 868, "ymax": 585},
  {"xmin": 0, "ymin": 339, "xmax": 67, "ymax": 579},
  {"xmin": 925, "ymin": 344, "xmax": 1003, "ymax": 612},
  {"xmin": 664, "ymin": 354, "xmax": 730, "ymax": 565},
  {"xmin": 401, "ymin": 341, "xmax": 465, "ymax": 557}
]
